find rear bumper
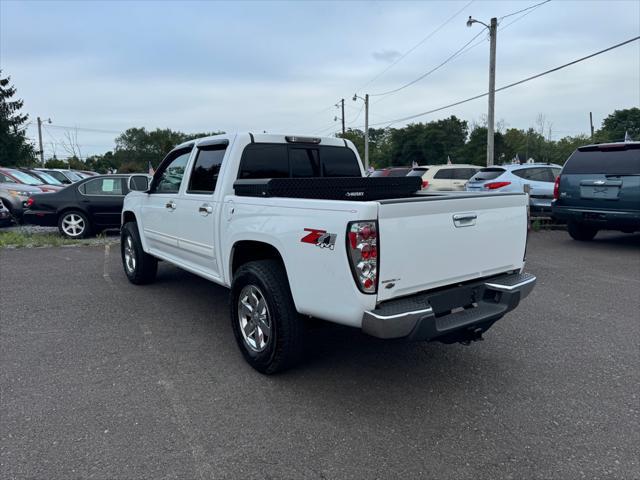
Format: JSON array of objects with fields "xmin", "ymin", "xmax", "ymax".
[
  {"xmin": 552, "ymin": 205, "xmax": 640, "ymax": 229},
  {"xmin": 362, "ymin": 272, "xmax": 536, "ymax": 341},
  {"xmin": 22, "ymin": 210, "xmax": 58, "ymax": 227}
]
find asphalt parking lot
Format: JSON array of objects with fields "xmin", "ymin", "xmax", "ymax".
[{"xmin": 1, "ymin": 230, "xmax": 639, "ymax": 480}]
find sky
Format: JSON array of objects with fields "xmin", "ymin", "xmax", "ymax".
[{"xmin": 1, "ymin": 0, "xmax": 639, "ymax": 159}]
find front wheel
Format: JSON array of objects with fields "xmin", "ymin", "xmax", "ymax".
[
  {"xmin": 568, "ymin": 222, "xmax": 598, "ymax": 241},
  {"xmin": 230, "ymin": 260, "xmax": 304, "ymax": 374},
  {"xmin": 121, "ymin": 222, "xmax": 157, "ymax": 284}
]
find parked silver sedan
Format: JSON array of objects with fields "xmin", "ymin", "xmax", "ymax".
[{"xmin": 466, "ymin": 163, "xmax": 561, "ymax": 213}]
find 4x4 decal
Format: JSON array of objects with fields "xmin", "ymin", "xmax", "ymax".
[{"xmin": 301, "ymin": 228, "xmax": 337, "ymax": 250}]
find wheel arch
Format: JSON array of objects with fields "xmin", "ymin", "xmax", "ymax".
[{"xmin": 230, "ymin": 240, "xmax": 287, "ymax": 278}]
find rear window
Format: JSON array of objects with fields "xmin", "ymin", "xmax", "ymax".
[
  {"xmin": 563, "ymin": 147, "xmax": 640, "ymax": 175},
  {"xmin": 470, "ymin": 168, "xmax": 505, "ymax": 181},
  {"xmin": 370, "ymin": 170, "xmax": 386, "ymax": 177},
  {"xmin": 239, "ymin": 144, "xmax": 361, "ymax": 179}
]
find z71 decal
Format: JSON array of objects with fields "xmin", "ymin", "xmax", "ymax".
[{"xmin": 301, "ymin": 228, "xmax": 337, "ymax": 250}]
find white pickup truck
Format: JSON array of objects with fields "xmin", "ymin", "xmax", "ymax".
[{"xmin": 121, "ymin": 133, "xmax": 535, "ymax": 374}]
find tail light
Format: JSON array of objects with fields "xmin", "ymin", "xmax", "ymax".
[
  {"xmin": 553, "ymin": 175, "xmax": 561, "ymax": 200},
  {"xmin": 485, "ymin": 181, "xmax": 511, "ymax": 190},
  {"xmin": 26, "ymin": 197, "xmax": 34, "ymax": 208},
  {"xmin": 422, "ymin": 180, "xmax": 429, "ymax": 189},
  {"xmin": 346, "ymin": 221, "xmax": 378, "ymax": 294}
]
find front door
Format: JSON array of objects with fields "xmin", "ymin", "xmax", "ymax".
[
  {"xmin": 171, "ymin": 140, "xmax": 228, "ymax": 278},
  {"xmin": 140, "ymin": 147, "xmax": 193, "ymax": 259}
]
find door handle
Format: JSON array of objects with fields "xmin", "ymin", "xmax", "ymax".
[
  {"xmin": 199, "ymin": 203, "xmax": 213, "ymax": 216},
  {"xmin": 453, "ymin": 213, "xmax": 477, "ymax": 227},
  {"xmin": 165, "ymin": 201, "xmax": 176, "ymax": 210}
]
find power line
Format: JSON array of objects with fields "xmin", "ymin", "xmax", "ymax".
[
  {"xmin": 366, "ymin": 36, "xmax": 639, "ymax": 128},
  {"xmin": 47, "ymin": 124, "xmax": 121, "ymax": 134},
  {"xmin": 369, "ymin": 29, "xmax": 485, "ymax": 97},
  {"xmin": 369, "ymin": 0, "xmax": 552, "ymax": 99},
  {"xmin": 499, "ymin": 0, "xmax": 551, "ymax": 20},
  {"xmin": 354, "ymin": 0, "xmax": 475, "ymax": 93}
]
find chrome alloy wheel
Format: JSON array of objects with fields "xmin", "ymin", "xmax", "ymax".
[
  {"xmin": 238, "ymin": 285, "xmax": 272, "ymax": 352},
  {"xmin": 123, "ymin": 234, "xmax": 136, "ymax": 274},
  {"xmin": 61, "ymin": 213, "xmax": 85, "ymax": 237}
]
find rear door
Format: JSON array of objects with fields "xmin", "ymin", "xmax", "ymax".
[
  {"xmin": 559, "ymin": 145, "xmax": 640, "ymax": 211},
  {"xmin": 431, "ymin": 168, "xmax": 456, "ymax": 190},
  {"xmin": 171, "ymin": 139, "xmax": 228, "ymax": 277},
  {"xmin": 376, "ymin": 193, "xmax": 528, "ymax": 301},
  {"xmin": 78, "ymin": 177, "xmax": 126, "ymax": 227}
]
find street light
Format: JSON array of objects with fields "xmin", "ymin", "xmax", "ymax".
[
  {"xmin": 467, "ymin": 15, "xmax": 498, "ymax": 166},
  {"xmin": 353, "ymin": 93, "xmax": 369, "ymax": 171}
]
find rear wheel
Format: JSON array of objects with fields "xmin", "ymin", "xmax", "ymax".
[
  {"xmin": 230, "ymin": 260, "xmax": 304, "ymax": 374},
  {"xmin": 121, "ymin": 221, "xmax": 157, "ymax": 284},
  {"xmin": 568, "ymin": 222, "xmax": 598, "ymax": 241},
  {"xmin": 58, "ymin": 210, "xmax": 91, "ymax": 238}
]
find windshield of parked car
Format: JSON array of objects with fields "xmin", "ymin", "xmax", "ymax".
[
  {"xmin": 407, "ymin": 168, "xmax": 428, "ymax": 176},
  {"xmin": 7, "ymin": 170, "xmax": 45, "ymax": 185},
  {"xmin": 64, "ymin": 171, "xmax": 83, "ymax": 181},
  {"xmin": 563, "ymin": 147, "xmax": 640, "ymax": 175},
  {"xmin": 43, "ymin": 170, "xmax": 71, "ymax": 184},
  {"xmin": 469, "ymin": 168, "xmax": 505, "ymax": 182},
  {"xmin": 33, "ymin": 171, "xmax": 64, "ymax": 185},
  {"xmin": 387, "ymin": 168, "xmax": 411, "ymax": 177}
]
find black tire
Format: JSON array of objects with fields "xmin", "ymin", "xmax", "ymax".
[
  {"xmin": 121, "ymin": 221, "xmax": 158, "ymax": 285},
  {"xmin": 230, "ymin": 259, "xmax": 304, "ymax": 374},
  {"xmin": 567, "ymin": 222, "xmax": 598, "ymax": 241},
  {"xmin": 58, "ymin": 210, "xmax": 91, "ymax": 239}
]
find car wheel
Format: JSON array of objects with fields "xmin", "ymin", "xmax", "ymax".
[
  {"xmin": 121, "ymin": 221, "xmax": 157, "ymax": 285},
  {"xmin": 58, "ymin": 210, "xmax": 91, "ymax": 239},
  {"xmin": 230, "ymin": 259, "xmax": 304, "ymax": 374},
  {"xmin": 567, "ymin": 222, "xmax": 598, "ymax": 241}
]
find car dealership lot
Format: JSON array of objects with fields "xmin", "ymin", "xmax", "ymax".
[{"xmin": 1, "ymin": 231, "xmax": 639, "ymax": 479}]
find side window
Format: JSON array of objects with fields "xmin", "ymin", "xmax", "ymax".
[
  {"xmin": 434, "ymin": 168, "xmax": 455, "ymax": 180},
  {"xmin": 526, "ymin": 168, "xmax": 552, "ymax": 182},
  {"xmin": 0, "ymin": 173, "xmax": 16, "ymax": 183},
  {"xmin": 154, "ymin": 150, "xmax": 192, "ymax": 193},
  {"xmin": 321, "ymin": 146, "xmax": 361, "ymax": 177},
  {"xmin": 81, "ymin": 178, "xmax": 124, "ymax": 195},
  {"xmin": 239, "ymin": 144, "xmax": 288, "ymax": 179},
  {"xmin": 290, "ymin": 148, "xmax": 320, "ymax": 177},
  {"xmin": 187, "ymin": 146, "xmax": 227, "ymax": 194}
]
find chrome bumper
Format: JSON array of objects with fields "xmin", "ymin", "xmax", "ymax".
[{"xmin": 362, "ymin": 272, "xmax": 536, "ymax": 341}]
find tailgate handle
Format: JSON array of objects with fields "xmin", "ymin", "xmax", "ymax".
[{"xmin": 453, "ymin": 213, "xmax": 477, "ymax": 227}]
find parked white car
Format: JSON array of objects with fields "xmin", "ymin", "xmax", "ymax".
[
  {"xmin": 121, "ymin": 133, "xmax": 535, "ymax": 374},
  {"xmin": 465, "ymin": 163, "xmax": 561, "ymax": 212},
  {"xmin": 408, "ymin": 164, "xmax": 480, "ymax": 191}
]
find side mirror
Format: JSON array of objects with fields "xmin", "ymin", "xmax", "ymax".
[{"xmin": 129, "ymin": 174, "xmax": 151, "ymax": 192}]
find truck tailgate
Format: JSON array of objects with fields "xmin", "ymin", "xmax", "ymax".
[{"xmin": 376, "ymin": 193, "xmax": 528, "ymax": 302}]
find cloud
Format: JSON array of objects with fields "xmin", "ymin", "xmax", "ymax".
[{"xmin": 372, "ymin": 49, "xmax": 402, "ymax": 63}]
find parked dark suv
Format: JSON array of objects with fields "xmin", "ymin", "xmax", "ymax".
[{"xmin": 552, "ymin": 142, "xmax": 640, "ymax": 240}]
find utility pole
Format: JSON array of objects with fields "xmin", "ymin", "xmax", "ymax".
[
  {"xmin": 467, "ymin": 15, "xmax": 497, "ymax": 166},
  {"xmin": 37, "ymin": 117, "xmax": 45, "ymax": 165},
  {"xmin": 487, "ymin": 17, "xmax": 497, "ymax": 167},
  {"xmin": 340, "ymin": 98, "xmax": 346, "ymax": 135},
  {"xmin": 589, "ymin": 112, "xmax": 595, "ymax": 140},
  {"xmin": 353, "ymin": 93, "xmax": 370, "ymax": 171},
  {"xmin": 364, "ymin": 93, "xmax": 369, "ymax": 171}
]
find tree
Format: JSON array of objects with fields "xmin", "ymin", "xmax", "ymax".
[
  {"xmin": 595, "ymin": 108, "xmax": 640, "ymax": 142},
  {"xmin": 0, "ymin": 71, "xmax": 36, "ymax": 166}
]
